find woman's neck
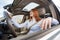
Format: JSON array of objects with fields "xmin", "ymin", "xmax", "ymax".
[{"xmin": 35, "ymin": 17, "xmax": 42, "ymax": 22}]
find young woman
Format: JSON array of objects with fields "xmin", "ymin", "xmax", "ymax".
[
  {"xmin": 28, "ymin": 9, "xmax": 59, "ymax": 34},
  {"xmin": 11, "ymin": 9, "xmax": 59, "ymax": 34}
]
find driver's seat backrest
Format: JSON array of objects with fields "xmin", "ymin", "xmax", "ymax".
[
  {"xmin": 38, "ymin": 7, "xmax": 51, "ymax": 18},
  {"xmin": 38, "ymin": 8, "xmax": 46, "ymax": 18}
]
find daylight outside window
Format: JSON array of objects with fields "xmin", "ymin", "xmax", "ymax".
[
  {"xmin": 0, "ymin": 0, "xmax": 14, "ymax": 21},
  {"xmin": 52, "ymin": 0, "xmax": 60, "ymax": 12}
]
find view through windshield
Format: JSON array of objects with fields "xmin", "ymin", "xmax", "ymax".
[{"xmin": 0, "ymin": 0, "xmax": 14, "ymax": 18}]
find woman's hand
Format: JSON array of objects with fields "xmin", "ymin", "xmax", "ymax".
[{"xmin": 41, "ymin": 18, "xmax": 52, "ymax": 30}]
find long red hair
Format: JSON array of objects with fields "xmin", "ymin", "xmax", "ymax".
[{"xmin": 30, "ymin": 9, "xmax": 41, "ymax": 22}]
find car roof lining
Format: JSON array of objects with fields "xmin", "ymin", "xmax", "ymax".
[{"xmin": 8, "ymin": 0, "xmax": 50, "ymax": 14}]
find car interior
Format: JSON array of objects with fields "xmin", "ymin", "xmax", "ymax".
[{"xmin": 0, "ymin": 0, "xmax": 60, "ymax": 40}]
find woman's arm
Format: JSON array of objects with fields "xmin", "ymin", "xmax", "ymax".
[
  {"xmin": 52, "ymin": 18, "xmax": 59, "ymax": 25},
  {"xmin": 11, "ymin": 19, "xmax": 28, "ymax": 28}
]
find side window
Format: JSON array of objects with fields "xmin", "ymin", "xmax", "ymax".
[
  {"xmin": 52, "ymin": 0, "xmax": 60, "ymax": 12},
  {"xmin": 0, "ymin": 7, "xmax": 4, "ymax": 18},
  {"xmin": 0, "ymin": 0, "xmax": 14, "ymax": 21}
]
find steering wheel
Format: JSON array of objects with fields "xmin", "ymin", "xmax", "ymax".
[{"xmin": 7, "ymin": 19, "xmax": 17, "ymax": 37}]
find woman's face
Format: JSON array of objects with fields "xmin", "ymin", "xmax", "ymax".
[
  {"xmin": 30, "ymin": 11, "xmax": 34, "ymax": 19},
  {"xmin": 30, "ymin": 11, "xmax": 34, "ymax": 17}
]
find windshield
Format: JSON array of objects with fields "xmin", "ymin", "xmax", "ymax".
[
  {"xmin": 52, "ymin": 0, "xmax": 60, "ymax": 12},
  {"xmin": 0, "ymin": 0, "xmax": 14, "ymax": 18}
]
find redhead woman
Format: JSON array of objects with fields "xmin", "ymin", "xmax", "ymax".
[
  {"xmin": 28, "ymin": 9, "xmax": 59, "ymax": 34},
  {"xmin": 31, "ymin": 9, "xmax": 59, "ymax": 30},
  {"xmin": 11, "ymin": 9, "xmax": 59, "ymax": 34}
]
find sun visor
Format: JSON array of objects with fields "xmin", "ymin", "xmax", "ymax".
[{"xmin": 22, "ymin": 2, "xmax": 40, "ymax": 12}]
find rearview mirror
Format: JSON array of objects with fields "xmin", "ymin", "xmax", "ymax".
[{"xmin": 22, "ymin": 2, "xmax": 40, "ymax": 12}]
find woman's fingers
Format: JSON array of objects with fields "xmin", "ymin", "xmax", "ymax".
[
  {"xmin": 48, "ymin": 18, "xmax": 51, "ymax": 28},
  {"xmin": 41, "ymin": 19, "xmax": 46, "ymax": 30},
  {"xmin": 45, "ymin": 20, "xmax": 48, "ymax": 30}
]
